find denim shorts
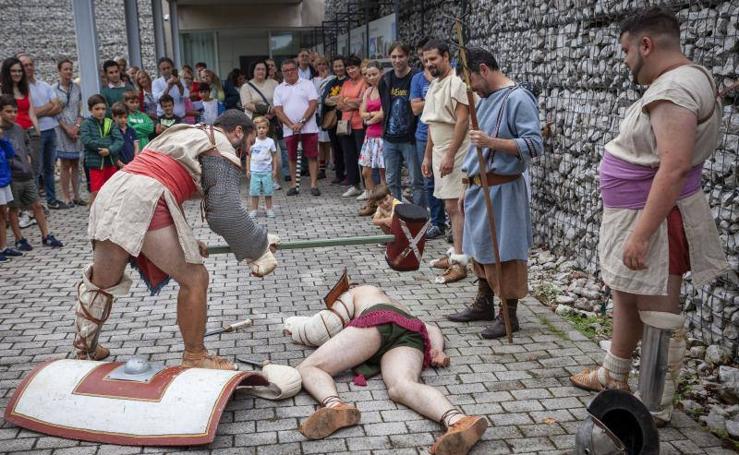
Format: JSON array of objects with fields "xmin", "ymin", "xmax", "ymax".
[{"xmin": 249, "ymin": 171, "xmax": 273, "ymax": 196}]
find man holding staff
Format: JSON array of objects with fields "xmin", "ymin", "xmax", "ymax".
[{"xmin": 446, "ymin": 47, "xmax": 543, "ymax": 339}]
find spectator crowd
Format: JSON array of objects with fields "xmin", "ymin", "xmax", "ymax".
[{"xmin": 0, "ymin": 40, "xmax": 536, "ymax": 300}]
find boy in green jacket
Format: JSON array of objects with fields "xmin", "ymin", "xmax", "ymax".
[
  {"xmin": 81, "ymin": 94, "xmax": 123, "ymax": 204},
  {"xmin": 123, "ymin": 90, "xmax": 154, "ymax": 148}
]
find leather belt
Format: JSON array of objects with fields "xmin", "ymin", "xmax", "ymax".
[{"xmin": 462, "ymin": 171, "xmax": 521, "ymax": 187}]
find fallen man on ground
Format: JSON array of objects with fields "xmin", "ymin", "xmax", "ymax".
[{"xmin": 284, "ymin": 283, "xmax": 488, "ymax": 455}]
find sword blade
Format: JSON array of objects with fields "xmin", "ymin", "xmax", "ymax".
[
  {"xmin": 204, "ymin": 319, "xmax": 253, "ymax": 337},
  {"xmin": 236, "ymin": 357, "xmax": 269, "ymax": 368}
]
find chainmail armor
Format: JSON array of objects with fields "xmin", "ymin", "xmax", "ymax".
[{"xmin": 201, "ymin": 155, "xmax": 268, "ymax": 262}]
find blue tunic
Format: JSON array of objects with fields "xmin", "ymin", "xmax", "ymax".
[{"xmin": 462, "ymin": 86, "xmax": 543, "ymax": 264}]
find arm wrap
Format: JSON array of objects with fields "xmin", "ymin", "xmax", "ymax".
[{"xmin": 201, "ymin": 155, "xmax": 269, "ymax": 262}]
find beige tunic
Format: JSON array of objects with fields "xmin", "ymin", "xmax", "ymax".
[
  {"xmin": 599, "ymin": 64, "xmax": 727, "ymax": 295},
  {"xmin": 421, "ymin": 73, "xmax": 471, "ymax": 199},
  {"xmin": 88, "ymin": 124, "xmax": 242, "ymax": 264}
]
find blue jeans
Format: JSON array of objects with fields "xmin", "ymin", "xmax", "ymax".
[
  {"xmin": 416, "ymin": 140, "xmax": 445, "ymax": 228},
  {"xmin": 34, "ymin": 129, "xmax": 57, "ymax": 203},
  {"xmin": 383, "ymin": 140, "xmax": 422, "ymax": 205}
]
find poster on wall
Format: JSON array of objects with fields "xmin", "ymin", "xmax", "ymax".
[
  {"xmin": 334, "ymin": 13, "xmax": 396, "ymax": 65},
  {"xmin": 337, "ymin": 33, "xmax": 348, "ymax": 56},
  {"xmin": 350, "ymin": 29, "xmax": 366, "ymax": 57},
  {"xmin": 368, "ymin": 13, "xmax": 396, "ymax": 60}
]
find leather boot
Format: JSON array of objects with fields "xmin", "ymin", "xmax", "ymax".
[
  {"xmin": 480, "ymin": 299, "xmax": 520, "ymax": 339},
  {"xmin": 446, "ymin": 278, "xmax": 496, "ymax": 322}
]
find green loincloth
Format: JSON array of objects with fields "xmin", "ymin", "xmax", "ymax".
[{"xmin": 351, "ymin": 304, "xmax": 425, "ymax": 381}]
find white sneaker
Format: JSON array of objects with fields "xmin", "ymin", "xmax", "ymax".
[
  {"xmin": 342, "ymin": 186, "xmax": 362, "ymax": 197},
  {"xmin": 356, "ymin": 190, "xmax": 369, "ymax": 201},
  {"xmin": 19, "ymin": 212, "xmax": 36, "ymax": 229},
  {"xmin": 248, "ymin": 210, "xmax": 257, "ymax": 219},
  {"xmin": 266, "ymin": 209, "xmax": 275, "ymax": 218},
  {"xmin": 274, "ymin": 181, "xmax": 281, "ymax": 190}
]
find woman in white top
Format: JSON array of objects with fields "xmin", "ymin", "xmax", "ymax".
[{"xmin": 312, "ymin": 56, "xmax": 334, "ymax": 179}]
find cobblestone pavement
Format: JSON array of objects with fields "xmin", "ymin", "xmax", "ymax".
[{"xmin": 0, "ymin": 179, "xmax": 733, "ymax": 454}]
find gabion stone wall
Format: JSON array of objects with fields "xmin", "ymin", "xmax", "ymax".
[
  {"xmin": 0, "ymin": 0, "xmax": 156, "ymax": 84},
  {"xmin": 327, "ymin": 0, "xmax": 739, "ymax": 356}
]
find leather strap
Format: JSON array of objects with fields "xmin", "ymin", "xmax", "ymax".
[{"xmin": 462, "ymin": 171, "xmax": 521, "ymax": 187}]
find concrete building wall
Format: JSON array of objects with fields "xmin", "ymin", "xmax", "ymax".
[
  {"xmin": 327, "ymin": 0, "xmax": 739, "ymax": 355},
  {"xmin": 1, "ymin": 0, "xmax": 156, "ymax": 84}
]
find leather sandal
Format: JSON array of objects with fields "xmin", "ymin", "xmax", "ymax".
[
  {"xmin": 569, "ymin": 367, "xmax": 629, "ymax": 392},
  {"xmin": 76, "ymin": 344, "xmax": 110, "ymax": 361},
  {"xmin": 181, "ymin": 350, "xmax": 237, "ymax": 370},
  {"xmin": 299, "ymin": 403, "xmax": 361, "ymax": 439},
  {"xmin": 430, "ymin": 415, "xmax": 488, "ymax": 455},
  {"xmin": 430, "ymin": 255, "xmax": 450, "ymax": 270},
  {"xmin": 435, "ymin": 264, "xmax": 467, "ymax": 284}
]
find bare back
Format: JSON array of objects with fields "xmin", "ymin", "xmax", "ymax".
[{"xmin": 349, "ymin": 285, "xmax": 413, "ymax": 316}]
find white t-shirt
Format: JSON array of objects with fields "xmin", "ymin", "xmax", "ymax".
[
  {"xmin": 249, "ymin": 136, "xmax": 277, "ymax": 173},
  {"xmin": 201, "ymin": 99, "xmax": 219, "ymax": 125},
  {"xmin": 152, "ymin": 76, "xmax": 189, "ymax": 118},
  {"xmin": 272, "ymin": 79, "xmax": 319, "ymax": 137}
]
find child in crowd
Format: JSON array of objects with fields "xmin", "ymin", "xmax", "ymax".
[
  {"xmin": 81, "ymin": 95, "xmax": 122, "ymax": 204},
  {"xmin": 111, "ymin": 102, "xmax": 137, "ymax": 166},
  {"xmin": 0, "ymin": 95, "xmax": 63, "ymax": 251},
  {"xmin": 358, "ymin": 61, "xmax": 385, "ymax": 216},
  {"xmin": 123, "ymin": 90, "xmax": 154, "ymax": 148},
  {"xmin": 0, "ymin": 133, "xmax": 20, "ymax": 261},
  {"xmin": 198, "ymin": 83, "xmax": 223, "ymax": 125},
  {"xmin": 371, "ymin": 183, "xmax": 401, "ymax": 234},
  {"xmin": 155, "ymin": 94, "xmax": 182, "ymax": 135},
  {"xmin": 246, "ymin": 116, "xmax": 278, "ymax": 218}
]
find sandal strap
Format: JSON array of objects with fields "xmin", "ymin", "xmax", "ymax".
[
  {"xmin": 439, "ymin": 408, "xmax": 463, "ymax": 428},
  {"xmin": 321, "ymin": 395, "xmax": 343, "ymax": 407}
]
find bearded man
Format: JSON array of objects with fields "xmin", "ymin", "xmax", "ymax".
[
  {"xmin": 73, "ymin": 110, "xmax": 278, "ymax": 370},
  {"xmin": 570, "ymin": 7, "xmax": 727, "ymax": 425}
]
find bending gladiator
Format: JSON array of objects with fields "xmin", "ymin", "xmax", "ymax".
[
  {"xmin": 284, "ymin": 281, "xmax": 488, "ymax": 455},
  {"xmin": 74, "ymin": 110, "xmax": 278, "ymax": 370}
]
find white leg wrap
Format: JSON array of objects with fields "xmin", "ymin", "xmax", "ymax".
[
  {"xmin": 449, "ymin": 253, "xmax": 469, "ymax": 267},
  {"xmin": 74, "ymin": 264, "xmax": 132, "ymax": 353},
  {"xmin": 598, "ymin": 351, "xmax": 631, "ymax": 386}
]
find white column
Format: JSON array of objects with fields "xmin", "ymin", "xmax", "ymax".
[
  {"xmin": 124, "ymin": 0, "xmax": 142, "ymax": 68},
  {"xmin": 152, "ymin": 0, "xmax": 166, "ymax": 60},
  {"xmin": 169, "ymin": 0, "xmax": 181, "ymax": 68},
  {"xmin": 71, "ymin": 0, "xmax": 100, "ymax": 115}
]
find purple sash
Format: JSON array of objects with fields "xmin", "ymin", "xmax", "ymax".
[{"xmin": 599, "ymin": 152, "xmax": 702, "ymax": 209}]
